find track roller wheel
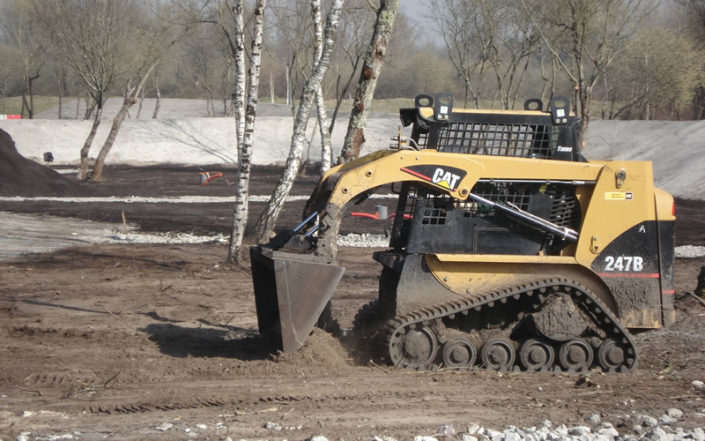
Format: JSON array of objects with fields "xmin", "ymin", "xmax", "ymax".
[
  {"xmin": 519, "ymin": 339, "xmax": 555, "ymax": 372},
  {"xmin": 558, "ymin": 339, "xmax": 594, "ymax": 372},
  {"xmin": 597, "ymin": 339, "xmax": 625, "ymax": 373},
  {"xmin": 441, "ymin": 337, "xmax": 476, "ymax": 369},
  {"xmin": 480, "ymin": 337, "xmax": 516, "ymax": 371},
  {"xmin": 389, "ymin": 323, "xmax": 438, "ymax": 369}
]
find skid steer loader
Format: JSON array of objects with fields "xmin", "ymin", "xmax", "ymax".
[{"xmin": 250, "ymin": 94, "xmax": 675, "ymax": 372}]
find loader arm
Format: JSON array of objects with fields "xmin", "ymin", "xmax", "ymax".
[{"xmin": 303, "ymin": 149, "xmax": 604, "ymax": 259}]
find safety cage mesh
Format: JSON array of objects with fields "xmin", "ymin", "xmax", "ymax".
[
  {"xmin": 437, "ymin": 122, "xmax": 557, "ymax": 157},
  {"xmin": 415, "ymin": 120, "xmax": 559, "ymax": 159}
]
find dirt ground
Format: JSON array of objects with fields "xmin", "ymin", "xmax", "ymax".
[{"xmin": 1, "ymin": 165, "xmax": 705, "ymax": 440}]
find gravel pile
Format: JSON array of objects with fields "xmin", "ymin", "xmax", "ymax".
[
  {"xmin": 336, "ymin": 233, "xmax": 389, "ymax": 248},
  {"xmin": 338, "ymin": 239, "xmax": 705, "ymax": 257},
  {"xmin": 296, "ymin": 412, "xmax": 705, "ymax": 441},
  {"xmin": 13, "ymin": 401, "xmax": 705, "ymax": 440},
  {"xmin": 675, "ymin": 245, "xmax": 705, "ymax": 258}
]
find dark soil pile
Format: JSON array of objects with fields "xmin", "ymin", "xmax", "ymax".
[{"xmin": 0, "ymin": 129, "xmax": 93, "ymax": 196}]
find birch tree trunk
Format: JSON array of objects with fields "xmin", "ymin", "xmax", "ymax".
[
  {"xmin": 78, "ymin": 97, "xmax": 102, "ymax": 180},
  {"xmin": 269, "ymin": 70, "xmax": 275, "ymax": 104},
  {"xmin": 231, "ymin": 0, "xmax": 247, "ymax": 155},
  {"xmin": 311, "ymin": 0, "xmax": 332, "ymax": 173},
  {"xmin": 136, "ymin": 88, "xmax": 144, "ymax": 119},
  {"xmin": 338, "ymin": 0, "xmax": 399, "ymax": 163},
  {"xmin": 90, "ymin": 96, "xmax": 137, "ymax": 181},
  {"xmin": 227, "ymin": 0, "xmax": 266, "ymax": 263},
  {"xmin": 254, "ymin": 0, "xmax": 344, "ymax": 242},
  {"xmin": 91, "ymin": 63, "xmax": 156, "ymax": 181},
  {"xmin": 152, "ymin": 71, "xmax": 161, "ymax": 119}
]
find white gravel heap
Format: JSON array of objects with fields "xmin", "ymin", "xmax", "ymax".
[
  {"xmin": 15, "ymin": 399, "xmax": 705, "ymax": 440},
  {"xmin": 304, "ymin": 413, "xmax": 705, "ymax": 441},
  {"xmin": 336, "ymin": 233, "xmax": 389, "ymax": 248},
  {"xmin": 675, "ymin": 245, "xmax": 705, "ymax": 258}
]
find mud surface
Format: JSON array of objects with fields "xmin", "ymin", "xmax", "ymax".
[{"xmin": 1, "ymin": 163, "xmax": 705, "ymax": 440}]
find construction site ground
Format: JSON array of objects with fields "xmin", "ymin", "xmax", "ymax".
[{"xmin": 1, "ymin": 165, "xmax": 705, "ymax": 440}]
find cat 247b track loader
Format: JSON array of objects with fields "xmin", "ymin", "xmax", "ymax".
[{"xmin": 250, "ymin": 94, "xmax": 675, "ymax": 373}]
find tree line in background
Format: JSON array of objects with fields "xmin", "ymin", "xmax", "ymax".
[{"xmin": 1, "ymin": 0, "xmax": 705, "ymax": 123}]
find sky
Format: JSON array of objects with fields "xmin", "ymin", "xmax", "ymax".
[{"xmin": 402, "ymin": 0, "xmax": 428, "ymax": 18}]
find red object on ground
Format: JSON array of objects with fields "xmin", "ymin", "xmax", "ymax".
[
  {"xmin": 200, "ymin": 171, "xmax": 223, "ymax": 186},
  {"xmin": 351, "ymin": 212, "xmax": 380, "ymax": 220},
  {"xmin": 350, "ymin": 211, "xmax": 412, "ymax": 220},
  {"xmin": 0, "ymin": 115, "xmax": 22, "ymax": 120}
]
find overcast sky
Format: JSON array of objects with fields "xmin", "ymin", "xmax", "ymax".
[{"xmin": 402, "ymin": 0, "xmax": 427, "ymax": 17}]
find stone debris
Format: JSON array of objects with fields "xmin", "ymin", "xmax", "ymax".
[
  {"xmin": 658, "ymin": 414, "xmax": 677, "ymax": 425},
  {"xmin": 438, "ymin": 424, "xmax": 456, "ymax": 436},
  {"xmin": 637, "ymin": 415, "xmax": 659, "ymax": 427},
  {"xmin": 675, "ymin": 245, "xmax": 705, "ymax": 258},
  {"xmin": 597, "ymin": 422, "xmax": 619, "ymax": 438},
  {"xmin": 693, "ymin": 428, "xmax": 705, "ymax": 441},
  {"xmin": 692, "ymin": 380, "xmax": 704, "ymax": 390},
  {"xmin": 13, "ymin": 413, "xmax": 705, "ymax": 441},
  {"xmin": 337, "ymin": 233, "xmax": 389, "ymax": 248},
  {"xmin": 337, "ymin": 233, "xmax": 705, "ymax": 252},
  {"xmin": 264, "ymin": 421, "xmax": 283, "ymax": 431},
  {"xmin": 586, "ymin": 414, "xmax": 602, "ymax": 425},
  {"xmin": 467, "ymin": 423, "xmax": 483, "ymax": 435},
  {"xmin": 666, "ymin": 408, "xmax": 683, "ymax": 419},
  {"xmin": 156, "ymin": 422, "xmax": 174, "ymax": 432},
  {"xmin": 396, "ymin": 417, "xmax": 705, "ymax": 441}
]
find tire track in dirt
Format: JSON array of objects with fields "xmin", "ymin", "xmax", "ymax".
[{"xmin": 86, "ymin": 388, "xmax": 428, "ymax": 416}]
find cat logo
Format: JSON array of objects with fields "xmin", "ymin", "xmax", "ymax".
[
  {"xmin": 400, "ymin": 165, "xmax": 466, "ymax": 192},
  {"xmin": 432, "ymin": 168, "xmax": 461, "ymax": 190}
]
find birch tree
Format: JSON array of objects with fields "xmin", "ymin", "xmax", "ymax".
[
  {"xmin": 225, "ymin": 0, "xmax": 266, "ymax": 263},
  {"xmin": 338, "ymin": 0, "xmax": 398, "ymax": 163},
  {"xmin": 311, "ymin": 0, "xmax": 332, "ymax": 172},
  {"xmin": 90, "ymin": 62, "xmax": 158, "ymax": 181},
  {"xmin": 254, "ymin": 0, "xmax": 344, "ymax": 242}
]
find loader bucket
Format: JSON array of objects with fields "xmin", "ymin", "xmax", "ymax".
[{"xmin": 250, "ymin": 246, "xmax": 345, "ymax": 352}]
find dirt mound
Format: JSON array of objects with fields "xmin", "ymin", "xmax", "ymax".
[
  {"xmin": 0, "ymin": 128, "xmax": 93, "ymax": 196},
  {"xmin": 272, "ymin": 328, "xmax": 353, "ymax": 373}
]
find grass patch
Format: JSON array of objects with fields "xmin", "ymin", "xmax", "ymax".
[{"xmin": 0, "ymin": 96, "xmax": 63, "ymax": 117}]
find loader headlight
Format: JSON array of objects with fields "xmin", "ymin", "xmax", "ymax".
[
  {"xmin": 434, "ymin": 93, "xmax": 453, "ymax": 121},
  {"xmin": 550, "ymin": 96, "xmax": 570, "ymax": 125}
]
